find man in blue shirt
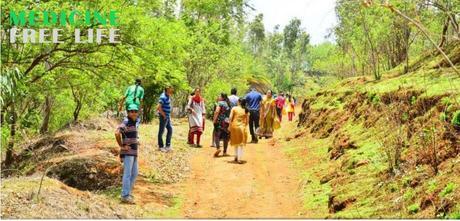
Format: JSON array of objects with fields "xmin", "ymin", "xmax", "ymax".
[
  {"xmin": 245, "ymin": 88, "xmax": 263, "ymax": 143},
  {"xmin": 157, "ymin": 85, "xmax": 174, "ymax": 152}
]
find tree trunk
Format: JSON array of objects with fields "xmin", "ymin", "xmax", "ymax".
[
  {"xmin": 73, "ymin": 100, "xmax": 82, "ymax": 122},
  {"xmin": 5, "ymin": 103, "xmax": 16, "ymax": 167},
  {"xmin": 40, "ymin": 95, "xmax": 52, "ymax": 134},
  {"xmin": 438, "ymin": 18, "xmax": 449, "ymax": 48}
]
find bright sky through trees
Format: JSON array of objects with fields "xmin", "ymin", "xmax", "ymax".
[{"xmin": 249, "ymin": 0, "xmax": 337, "ymax": 45}]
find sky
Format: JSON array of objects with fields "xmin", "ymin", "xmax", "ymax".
[{"xmin": 248, "ymin": 0, "xmax": 338, "ymax": 45}]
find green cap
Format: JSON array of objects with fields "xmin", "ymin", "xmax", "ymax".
[{"xmin": 127, "ymin": 104, "xmax": 139, "ymax": 111}]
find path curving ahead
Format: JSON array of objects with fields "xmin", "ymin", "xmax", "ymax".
[{"xmin": 181, "ymin": 120, "xmax": 303, "ymax": 218}]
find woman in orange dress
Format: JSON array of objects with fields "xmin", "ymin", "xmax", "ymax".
[
  {"xmin": 229, "ymin": 98, "xmax": 249, "ymax": 163},
  {"xmin": 257, "ymin": 90, "xmax": 278, "ymax": 139}
]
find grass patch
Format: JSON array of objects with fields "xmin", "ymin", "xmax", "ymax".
[{"xmin": 145, "ymin": 195, "xmax": 184, "ymax": 218}]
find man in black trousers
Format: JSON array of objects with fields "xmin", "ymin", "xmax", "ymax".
[{"xmin": 244, "ymin": 88, "xmax": 263, "ymax": 143}]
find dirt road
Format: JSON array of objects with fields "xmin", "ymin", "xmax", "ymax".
[{"xmin": 181, "ymin": 119, "xmax": 303, "ymax": 218}]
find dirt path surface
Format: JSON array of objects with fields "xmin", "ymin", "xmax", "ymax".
[{"xmin": 181, "ymin": 120, "xmax": 303, "ymax": 218}]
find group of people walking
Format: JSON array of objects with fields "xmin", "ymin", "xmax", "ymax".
[
  {"xmin": 186, "ymin": 87, "xmax": 296, "ymax": 160},
  {"xmin": 114, "ymin": 78, "xmax": 296, "ymax": 204}
]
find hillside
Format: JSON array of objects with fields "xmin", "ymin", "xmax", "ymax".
[{"xmin": 278, "ymin": 45, "xmax": 460, "ymax": 218}]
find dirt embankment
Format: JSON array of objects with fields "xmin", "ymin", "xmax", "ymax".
[
  {"xmin": 294, "ymin": 83, "xmax": 460, "ymax": 217},
  {"xmin": 1, "ymin": 117, "xmax": 193, "ymax": 218}
]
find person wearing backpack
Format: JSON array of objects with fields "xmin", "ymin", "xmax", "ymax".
[
  {"xmin": 119, "ymin": 78, "xmax": 144, "ymax": 128},
  {"xmin": 212, "ymin": 93, "xmax": 231, "ymax": 157}
]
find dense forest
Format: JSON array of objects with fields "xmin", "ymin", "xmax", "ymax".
[
  {"xmin": 2, "ymin": 0, "xmax": 459, "ymax": 164},
  {"xmin": 1, "ymin": 0, "xmax": 459, "ymax": 218}
]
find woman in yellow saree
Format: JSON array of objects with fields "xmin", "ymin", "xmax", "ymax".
[{"xmin": 256, "ymin": 90, "xmax": 279, "ymax": 139}]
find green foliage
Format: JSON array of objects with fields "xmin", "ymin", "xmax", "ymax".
[
  {"xmin": 407, "ymin": 203, "xmax": 420, "ymax": 214},
  {"xmin": 403, "ymin": 188, "xmax": 416, "ymax": 201},
  {"xmin": 451, "ymin": 110, "xmax": 460, "ymax": 127},
  {"xmin": 368, "ymin": 93, "xmax": 380, "ymax": 105},
  {"xmin": 410, "ymin": 96, "xmax": 417, "ymax": 105},
  {"xmin": 449, "ymin": 211, "xmax": 460, "ymax": 219},
  {"xmin": 439, "ymin": 182, "xmax": 456, "ymax": 198},
  {"xmin": 427, "ymin": 180, "xmax": 438, "ymax": 193},
  {"xmin": 1, "ymin": 0, "xmax": 266, "ymax": 148},
  {"xmin": 439, "ymin": 112, "xmax": 448, "ymax": 122}
]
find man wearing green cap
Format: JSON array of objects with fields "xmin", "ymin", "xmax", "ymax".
[
  {"xmin": 119, "ymin": 78, "xmax": 144, "ymax": 128},
  {"xmin": 115, "ymin": 104, "xmax": 140, "ymax": 204}
]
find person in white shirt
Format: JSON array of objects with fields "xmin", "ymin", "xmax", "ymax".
[{"xmin": 228, "ymin": 88, "xmax": 239, "ymax": 108}]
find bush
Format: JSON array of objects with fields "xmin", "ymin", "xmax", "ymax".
[
  {"xmin": 368, "ymin": 93, "xmax": 380, "ymax": 104},
  {"xmin": 408, "ymin": 203, "xmax": 420, "ymax": 214}
]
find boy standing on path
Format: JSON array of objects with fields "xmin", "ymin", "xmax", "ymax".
[
  {"xmin": 115, "ymin": 104, "xmax": 140, "ymax": 204},
  {"xmin": 244, "ymin": 88, "xmax": 263, "ymax": 144},
  {"xmin": 157, "ymin": 85, "xmax": 174, "ymax": 152},
  {"xmin": 119, "ymin": 78, "xmax": 144, "ymax": 128}
]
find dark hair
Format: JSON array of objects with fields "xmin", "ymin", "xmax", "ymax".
[
  {"xmin": 135, "ymin": 78, "xmax": 142, "ymax": 85},
  {"xmin": 221, "ymin": 93, "xmax": 231, "ymax": 107},
  {"xmin": 190, "ymin": 92, "xmax": 195, "ymax": 96},
  {"xmin": 239, "ymin": 98, "xmax": 249, "ymax": 114},
  {"xmin": 231, "ymin": 88, "xmax": 237, "ymax": 95}
]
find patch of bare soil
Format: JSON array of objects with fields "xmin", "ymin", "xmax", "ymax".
[
  {"xmin": 181, "ymin": 122, "xmax": 303, "ymax": 218},
  {"xmin": 0, "ymin": 176, "xmax": 135, "ymax": 219}
]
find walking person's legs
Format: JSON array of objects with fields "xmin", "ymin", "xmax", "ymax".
[
  {"xmin": 249, "ymin": 113, "xmax": 255, "ymax": 141},
  {"xmin": 238, "ymin": 146, "xmax": 244, "ymax": 162},
  {"xmin": 129, "ymin": 157, "xmax": 138, "ymax": 198},
  {"xmin": 196, "ymin": 131, "xmax": 202, "ymax": 147},
  {"xmin": 276, "ymin": 107, "xmax": 282, "ymax": 121},
  {"xmin": 187, "ymin": 128, "xmax": 193, "ymax": 144},
  {"xmin": 214, "ymin": 131, "xmax": 221, "ymax": 157},
  {"xmin": 249, "ymin": 111, "xmax": 259, "ymax": 143},
  {"xmin": 165, "ymin": 117, "xmax": 173, "ymax": 151},
  {"xmin": 279, "ymin": 108, "xmax": 283, "ymax": 122},
  {"xmin": 223, "ymin": 137, "xmax": 229, "ymax": 155},
  {"xmin": 211, "ymin": 128, "xmax": 216, "ymax": 147},
  {"xmin": 254, "ymin": 110, "xmax": 260, "ymax": 141},
  {"xmin": 236, "ymin": 145, "xmax": 244, "ymax": 163},
  {"xmin": 158, "ymin": 116, "xmax": 166, "ymax": 150},
  {"xmin": 121, "ymin": 156, "xmax": 135, "ymax": 203}
]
